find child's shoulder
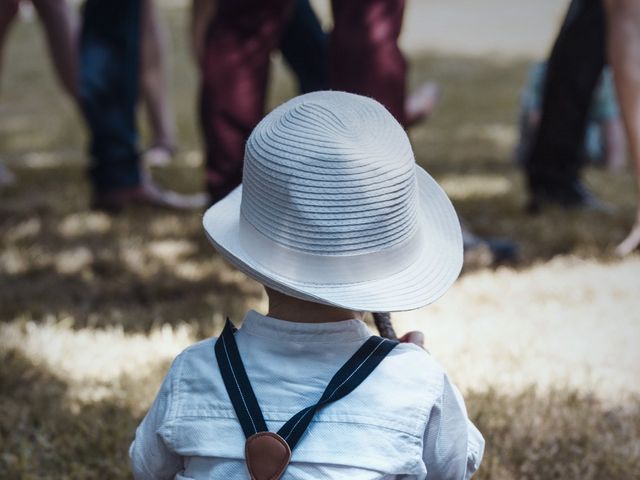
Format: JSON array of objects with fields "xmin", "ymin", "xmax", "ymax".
[
  {"xmin": 338, "ymin": 342, "xmax": 449, "ymax": 434},
  {"xmin": 389, "ymin": 341, "xmax": 445, "ymax": 369},
  {"xmin": 181, "ymin": 336, "xmax": 217, "ymax": 355},
  {"xmin": 167, "ymin": 336, "xmax": 449, "ymax": 410},
  {"xmin": 161, "ymin": 337, "xmax": 231, "ymax": 411},
  {"xmin": 164, "ymin": 337, "xmax": 219, "ymax": 384},
  {"xmin": 382, "ymin": 342, "xmax": 447, "ymax": 391},
  {"xmin": 173, "ymin": 336, "xmax": 218, "ymax": 367}
]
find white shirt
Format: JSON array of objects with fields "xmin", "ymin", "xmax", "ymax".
[{"xmin": 130, "ymin": 310, "xmax": 484, "ymax": 479}]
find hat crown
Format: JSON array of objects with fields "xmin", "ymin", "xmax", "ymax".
[{"xmin": 241, "ymin": 91, "xmax": 419, "ymax": 256}]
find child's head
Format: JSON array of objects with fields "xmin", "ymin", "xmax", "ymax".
[{"xmin": 203, "ymin": 91, "xmax": 462, "ymax": 313}]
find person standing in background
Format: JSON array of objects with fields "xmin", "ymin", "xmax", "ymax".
[
  {"xmin": 0, "ymin": 0, "xmax": 186, "ymax": 203},
  {"xmin": 193, "ymin": 0, "xmax": 517, "ymax": 265},
  {"xmin": 604, "ymin": 0, "xmax": 640, "ymax": 255},
  {"xmin": 522, "ymin": 0, "xmax": 640, "ymax": 254},
  {"xmin": 0, "ymin": 0, "xmax": 77, "ymax": 187},
  {"xmin": 195, "ymin": 0, "xmax": 408, "ymax": 204},
  {"xmin": 515, "ymin": 62, "xmax": 626, "ymax": 172},
  {"xmin": 277, "ymin": 0, "xmax": 440, "ymax": 125},
  {"xmin": 140, "ymin": 0, "xmax": 178, "ymax": 168},
  {"xmin": 524, "ymin": 0, "xmax": 608, "ymax": 214},
  {"xmin": 0, "ymin": 0, "xmax": 77, "ymax": 97},
  {"xmin": 81, "ymin": 0, "xmax": 205, "ymax": 210}
]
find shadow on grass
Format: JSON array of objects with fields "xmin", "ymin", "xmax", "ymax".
[
  {"xmin": 1, "ymin": 167, "xmax": 262, "ymax": 334},
  {"xmin": 0, "ymin": 349, "xmax": 139, "ymax": 479},
  {"xmin": 0, "ymin": 155, "xmax": 635, "ymax": 334},
  {"xmin": 2, "ymin": 346, "xmax": 639, "ymax": 479},
  {"xmin": 0, "ymin": 260, "xmax": 262, "ymax": 335},
  {"xmin": 1, "ymin": 27, "xmax": 638, "ymax": 336}
]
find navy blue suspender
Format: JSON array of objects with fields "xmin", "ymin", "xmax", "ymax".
[
  {"xmin": 215, "ymin": 319, "xmax": 269, "ymax": 437},
  {"xmin": 214, "ymin": 318, "xmax": 398, "ymax": 478}
]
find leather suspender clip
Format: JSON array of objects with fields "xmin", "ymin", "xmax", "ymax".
[{"xmin": 215, "ymin": 318, "xmax": 398, "ymax": 480}]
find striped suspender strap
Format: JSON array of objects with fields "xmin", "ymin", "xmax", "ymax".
[
  {"xmin": 215, "ymin": 319, "xmax": 268, "ymax": 438},
  {"xmin": 214, "ymin": 318, "xmax": 398, "ymax": 451}
]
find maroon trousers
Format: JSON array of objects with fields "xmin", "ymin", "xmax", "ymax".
[{"xmin": 200, "ymin": 0, "xmax": 406, "ymax": 202}]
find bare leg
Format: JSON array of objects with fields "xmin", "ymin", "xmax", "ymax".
[
  {"xmin": 604, "ymin": 0, "xmax": 640, "ymax": 254},
  {"xmin": 602, "ymin": 117, "xmax": 627, "ymax": 172},
  {"xmin": 31, "ymin": 0, "xmax": 79, "ymax": 98},
  {"xmin": 140, "ymin": 0, "xmax": 176, "ymax": 165}
]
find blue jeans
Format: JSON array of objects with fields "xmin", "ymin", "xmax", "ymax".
[{"xmin": 79, "ymin": 0, "xmax": 141, "ymax": 193}]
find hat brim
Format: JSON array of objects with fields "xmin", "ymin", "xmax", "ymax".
[{"xmin": 203, "ymin": 166, "xmax": 462, "ymax": 312}]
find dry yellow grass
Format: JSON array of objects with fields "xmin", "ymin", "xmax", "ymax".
[
  {"xmin": 1, "ymin": 6, "xmax": 640, "ymax": 479},
  {"xmin": 3, "ymin": 345, "xmax": 640, "ymax": 479},
  {"xmin": 396, "ymin": 257, "xmax": 640, "ymax": 399}
]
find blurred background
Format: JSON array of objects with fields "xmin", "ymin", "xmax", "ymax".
[{"xmin": 1, "ymin": 0, "xmax": 639, "ymax": 478}]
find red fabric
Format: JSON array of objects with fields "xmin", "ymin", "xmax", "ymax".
[
  {"xmin": 330, "ymin": 0, "xmax": 406, "ymax": 125},
  {"xmin": 199, "ymin": 0, "xmax": 292, "ymax": 201},
  {"xmin": 200, "ymin": 0, "xmax": 406, "ymax": 201}
]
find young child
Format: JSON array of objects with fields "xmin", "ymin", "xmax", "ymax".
[{"xmin": 130, "ymin": 91, "xmax": 484, "ymax": 479}]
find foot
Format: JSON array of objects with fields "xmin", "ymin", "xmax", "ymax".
[
  {"xmin": 464, "ymin": 236, "xmax": 519, "ymax": 268},
  {"xmin": 526, "ymin": 180, "xmax": 612, "ymax": 214},
  {"xmin": 143, "ymin": 144, "xmax": 175, "ymax": 168},
  {"xmin": 92, "ymin": 180, "xmax": 209, "ymax": 213},
  {"xmin": 616, "ymin": 219, "xmax": 640, "ymax": 256},
  {"xmin": 405, "ymin": 82, "xmax": 441, "ymax": 128},
  {"xmin": 483, "ymin": 238, "xmax": 520, "ymax": 264}
]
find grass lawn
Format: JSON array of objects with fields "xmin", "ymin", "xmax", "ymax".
[{"xmin": 1, "ymin": 6, "xmax": 639, "ymax": 479}]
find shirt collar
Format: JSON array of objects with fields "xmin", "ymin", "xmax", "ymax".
[{"xmin": 239, "ymin": 310, "xmax": 373, "ymax": 343}]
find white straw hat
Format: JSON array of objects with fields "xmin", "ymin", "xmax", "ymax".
[{"xmin": 203, "ymin": 91, "xmax": 462, "ymax": 312}]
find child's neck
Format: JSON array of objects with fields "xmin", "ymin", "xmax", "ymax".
[{"xmin": 265, "ymin": 287, "xmax": 363, "ymax": 323}]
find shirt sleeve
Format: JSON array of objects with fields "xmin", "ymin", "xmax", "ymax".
[
  {"xmin": 422, "ymin": 374, "xmax": 485, "ymax": 479},
  {"xmin": 130, "ymin": 354, "xmax": 184, "ymax": 480}
]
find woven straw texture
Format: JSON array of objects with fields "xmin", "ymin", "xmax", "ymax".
[{"xmin": 204, "ymin": 91, "xmax": 462, "ymax": 312}]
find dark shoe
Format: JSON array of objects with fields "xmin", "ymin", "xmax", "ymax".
[
  {"xmin": 92, "ymin": 181, "xmax": 209, "ymax": 213},
  {"xmin": 483, "ymin": 238, "xmax": 519, "ymax": 264},
  {"xmin": 526, "ymin": 180, "xmax": 611, "ymax": 214},
  {"xmin": 464, "ymin": 236, "xmax": 519, "ymax": 268},
  {"xmin": 616, "ymin": 222, "xmax": 640, "ymax": 256}
]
